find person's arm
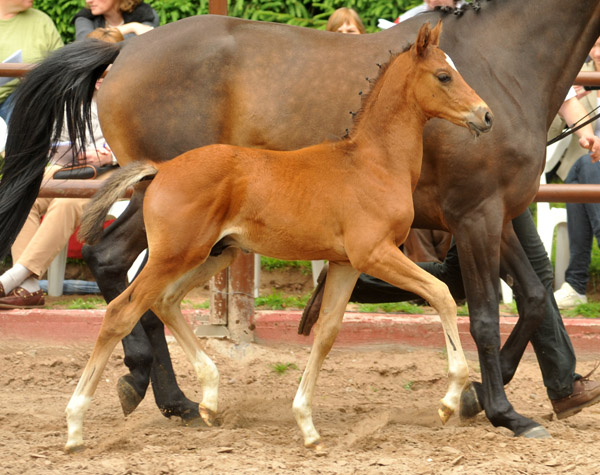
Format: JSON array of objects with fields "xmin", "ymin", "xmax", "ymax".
[
  {"xmin": 558, "ymin": 96, "xmax": 600, "ymax": 161},
  {"xmin": 74, "ymin": 17, "xmax": 96, "ymax": 41},
  {"xmin": 117, "ymin": 22, "xmax": 154, "ymax": 36}
]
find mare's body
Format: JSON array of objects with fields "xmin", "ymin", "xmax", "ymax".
[
  {"xmin": 1, "ymin": 0, "xmax": 599, "ymax": 438},
  {"xmin": 65, "ymin": 23, "xmax": 487, "ymax": 451}
]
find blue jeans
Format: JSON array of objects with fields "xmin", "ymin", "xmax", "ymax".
[
  {"xmin": 0, "ymin": 92, "xmax": 17, "ymax": 123},
  {"xmin": 564, "ymin": 153, "xmax": 600, "ymax": 296}
]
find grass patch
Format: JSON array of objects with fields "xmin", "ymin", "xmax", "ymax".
[
  {"xmin": 255, "ymin": 291, "xmax": 310, "ymax": 310},
  {"xmin": 272, "ymin": 362, "xmax": 298, "ymax": 375},
  {"xmin": 65, "ymin": 297, "xmax": 105, "ymax": 310},
  {"xmin": 260, "ymin": 257, "xmax": 312, "ymax": 274},
  {"xmin": 562, "ymin": 301, "xmax": 600, "ymax": 319},
  {"xmin": 355, "ymin": 301, "xmax": 424, "ymax": 314}
]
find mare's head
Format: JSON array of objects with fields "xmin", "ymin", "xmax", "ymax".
[{"xmin": 407, "ymin": 21, "xmax": 493, "ymax": 135}]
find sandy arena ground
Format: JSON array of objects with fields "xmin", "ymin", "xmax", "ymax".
[{"xmin": 1, "ymin": 335, "xmax": 600, "ymax": 475}]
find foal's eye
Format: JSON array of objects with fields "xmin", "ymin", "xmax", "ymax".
[{"xmin": 437, "ymin": 73, "xmax": 451, "ymax": 84}]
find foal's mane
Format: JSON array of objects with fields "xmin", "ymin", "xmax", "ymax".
[{"xmin": 345, "ymin": 48, "xmax": 407, "ymax": 139}]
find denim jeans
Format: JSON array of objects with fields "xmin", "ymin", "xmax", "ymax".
[
  {"xmin": 565, "ymin": 153, "xmax": 600, "ymax": 296},
  {"xmin": 0, "ymin": 92, "xmax": 17, "ymax": 123},
  {"xmin": 349, "ymin": 210, "xmax": 577, "ymax": 399}
]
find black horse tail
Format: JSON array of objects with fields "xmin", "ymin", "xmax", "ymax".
[
  {"xmin": 78, "ymin": 161, "xmax": 158, "ymax": 245},
  {"xmin": 0, "ymin": 39, "xmax": 122, "ymax": 259}
]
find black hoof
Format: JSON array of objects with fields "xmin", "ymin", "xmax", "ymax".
[
  {"xmin": 159, "ymin": 400, "xmax": 201, "ymax": 425},
  {"xmin": 519, "ymin": 425, "xmax": 551, "ymax": 439},
  {"xmin": 460, "ymin": 382, "xmax": 483, "ymax": 420},
  {"xmin": 117, "ymin": 375, "xmax": 144, "ymax": 416}
]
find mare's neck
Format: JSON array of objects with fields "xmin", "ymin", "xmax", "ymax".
[{"xmin": 438, "ymin": 0, "xmax": 600, "ymax": 126}]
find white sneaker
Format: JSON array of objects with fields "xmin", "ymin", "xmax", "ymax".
[{"xmin": 554, "ymin": 282, "xmax": 588, "ymax": 309}]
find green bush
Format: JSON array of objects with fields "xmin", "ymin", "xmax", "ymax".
[{"xmin": 36, "ymin": 0, "xmax": 425, "ymax": 43}]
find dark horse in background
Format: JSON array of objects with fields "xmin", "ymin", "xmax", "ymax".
[{"xmin": 1, "ymin": 0, "xmax": 599, "ymax": 439}]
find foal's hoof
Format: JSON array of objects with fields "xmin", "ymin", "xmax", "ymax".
[
  {"xmin": 438, "ymin": 401, "xmax": 454, "ymax": 425},
  {"xmin": 519, "ymin": 425, "xmax": 551, "ymax": 439},
  {"xmin": 197, "ymin": 406, "xmax": 218, "ymax": 428},
  {"xmin": 459, "ymin": 382, "xmax": 483, "ymax": 420},
  {"xmin": 306, "ymin": 440, "xmax": 328, "ymax": 456},
  {"xmin": 64, "ymin": 442, "xmax": 85, "ymax": 454},
  {"xmin": 117, "ymin": 375, "xmax": 144, "ymax": 416}
]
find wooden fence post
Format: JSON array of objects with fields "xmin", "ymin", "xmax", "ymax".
[{"xmin": 206, "ymin": 0, "xmax": 255, "ymax": 342}]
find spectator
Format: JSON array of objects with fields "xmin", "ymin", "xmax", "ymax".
[
  {"xmin": 552, "ymin": 36, "xmax": 600, "ymax": 309},
  {"xmin": 326, "ymin": 7, "xmax": 365, "ymax": 35},
  {"xmin": 0, "ymin": 0, "xmax": 63, "ymax": 122},
  {"xmin": 73, "ymin": 0, "xmax": 159, "ymax": 41},
  {"xmin": 0, "ymin": 28, "xmax": 122, "ymax": 308}
]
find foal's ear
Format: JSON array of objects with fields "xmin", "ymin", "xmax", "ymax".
[
  {"xmin": 415, "ymin": 21, "xmax": 443, "ymax": 56},
  {"xmin": 429, "ymin": 21, "xmax": 442, "ymax": 47}
]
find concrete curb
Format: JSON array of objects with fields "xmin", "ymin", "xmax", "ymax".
[{"xmin": 1, "ymin": 308, "xmax": 599, "ymax": 354}]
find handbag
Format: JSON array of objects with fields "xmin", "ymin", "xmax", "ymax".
[{"xmin": 52, "ymin": 163, "xmax": 117, "ymax": 180}]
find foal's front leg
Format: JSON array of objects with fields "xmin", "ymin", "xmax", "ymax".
[
  {"xmin": 293, "ymin": 262, "xmax": 360, "ymax": 450},
  {"xmin": 354, "ymin": 243, "xmax": 469, "ymax": 423}
]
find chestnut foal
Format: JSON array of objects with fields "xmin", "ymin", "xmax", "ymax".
[{"xmin": 69, "ymin": 22, "xmax": 491, "ymax": 452}]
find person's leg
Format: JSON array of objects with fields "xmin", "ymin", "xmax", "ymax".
[
  {"xmin": 511, "ymin": 210, "xmax": 578, "ymax": 399},
  {"xmin": 563, "ymin": 155, "xmax": 594, "ymax": 296},
  {"xmin": 13, "ymin": 197, "xmax": 87, "ymax": 278}
]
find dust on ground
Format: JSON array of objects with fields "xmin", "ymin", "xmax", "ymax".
[{"xmin": 1, "ymin": 337, "xmax": 600, "ymax": 475}]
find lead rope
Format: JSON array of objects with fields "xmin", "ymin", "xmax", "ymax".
[{"xmin": 547, "ymin": 107, "xmax": 600, "ymax": 146}]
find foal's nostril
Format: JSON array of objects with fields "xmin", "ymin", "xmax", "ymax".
[{"xmin": 484, "ymin": 111, "xmax": 493, "ymax": 128}]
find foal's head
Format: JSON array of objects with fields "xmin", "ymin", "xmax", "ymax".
[{"xmin": 402, "ymin": 21, "xmax": 493, "ymax": 135}]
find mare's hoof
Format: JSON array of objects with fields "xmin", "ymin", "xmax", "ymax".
[
  {"xmin": 117, "ymin": 375, "xmax": 144, "ymax": 417},
  {"xmin": 459, "ymin": 382, "xmax": 483, "ymax": 420},
  {"xmin": 438, "ymin": 401, "xmax": 454, "ymax": 424},
  {"xmin": 159, "ymin": 401, "xmax": 201, "ymax": 425},
  {"xmin": 519, "ymin": 425, "xmax": 551, "ymax": 439}
]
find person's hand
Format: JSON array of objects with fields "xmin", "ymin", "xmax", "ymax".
[
  {"xmin": 77, "ymin": 146, "xmax": 112, "ymax": 167},
  {"xmin": 579, "ymin": 135, "xmax": 600, "ymax": 162},
  {"xmin": 573, "ymin": 85, "xmax": 592, "ymax": 101},
  {"xmin": 118, "ymin": 22, "xmax": 154, "ymax": 36}
]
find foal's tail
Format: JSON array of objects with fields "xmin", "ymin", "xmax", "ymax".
[
  {"xmin": 79, "ymin": 162, "xmax": 158, "ymax": 245},
  {"xmin": 0, "ymin": 39, "xmax": 122, "ymax": 259}
]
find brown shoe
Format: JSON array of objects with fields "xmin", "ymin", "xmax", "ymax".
[
  {"xmin": 0, "ymin": 287, "xmax": 45, "ymax": 309},
  {"xmin": 551, "ymin": 377, "xmax": 600, "ymax": 419},
  {"xmin": 0, "ymin": 282, "xmax": 5, "ymax": 298}
]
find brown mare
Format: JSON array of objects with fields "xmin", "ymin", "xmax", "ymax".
[
  {"xmin": 1, "ymin": 0, "xmax": 599, "ymax": 440},
  {"xmin": 65, "ymin": 22, "xmax": 490, "ymax": 451}
]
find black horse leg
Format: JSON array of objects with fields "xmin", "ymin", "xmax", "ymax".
[
  {"xmin": 497, "ymin": 218, "xmax": 547, "ymax": 383},
  {"xmin": 82, "ymin": 191, "xmax": 200, "ymax": 421},
  {"xmin": 452, "ymin": 214, "xmax": 548, "ymax": 438}
]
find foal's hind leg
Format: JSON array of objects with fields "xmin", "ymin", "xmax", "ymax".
[
  {"xmin": 353, "ymin": 243, "xmax": 469, "ymax": 423},
  {"xmin": 150, "ymin": 248, "xmax": 241, "ymax": 427},
  {"xmin": 83, "ymin": 193, "xmax": 199, "ymax": 422},
  {"xmin": 293, "ymin": 262, "xmax": 360, "ymax": 450},
  {"xmin": 65, "ymin": 275, "xmax": 165, "ymax": 452}
]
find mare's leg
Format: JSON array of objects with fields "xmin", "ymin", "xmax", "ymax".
[
  {"xmin": 452, "ymin": 217, "xmax": 548, "ymax": 438},
  {"xmin": 82, "ymin": 192, "xmax": 200, "ymax": 421},
  {"xmin": 497, "ymin": 218, "xmax": 547, "ymax": 383},
  {"xmin": 353, "ymin": 244, "xmax": 468, "ymax": 423},
  {"xmin": 293, "ymin": 262, "xmax": 360, "ymax": 449}
]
